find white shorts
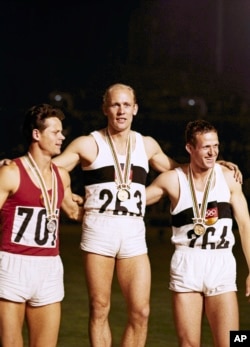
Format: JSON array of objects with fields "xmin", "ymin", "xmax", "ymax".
[
  {"xmin": 81, "ymin": 212, "xmax": 147, "ymax": 258},
  {"xmin": 0, "ymin": 252, "xmax": 64, "ymax": 306},
  {"xmin": 169, "ymin": 246, "xmax": 237, "ymax": 296}
]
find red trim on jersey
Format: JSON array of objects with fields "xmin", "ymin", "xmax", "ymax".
[{"xmin": 0, "ymin": 158, "xmax": 64, "ymax": 256}]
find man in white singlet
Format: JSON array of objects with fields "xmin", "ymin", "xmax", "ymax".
[
  {"xmin": 52, "ymin": 83, "xmax": 179, "ymax": 347},
  {"xmin": 146, "ymin": 119, "xmax": 250, "ymax": 347}
]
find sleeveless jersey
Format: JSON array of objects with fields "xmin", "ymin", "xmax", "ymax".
[
  {"xmin": 83, "ymin": 130, "xmax": 149, "ymax": 217},
  {"xmin": 171, "ymin": 163, "xmax": 235, "ymax": 249},
  {"xmin": 0, "ymin": 158, "xmax": 64, "ymax": 256}
]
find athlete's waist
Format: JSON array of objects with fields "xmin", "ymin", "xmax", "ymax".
[
  {"xmin": 84, "ymin": 209, "xmax": 143, "ymax": 218},
  {"xmin": 0, "ymin": 250, "xmax": 60, "ymax": 259},
  {"xmin": 174, "ymin": 245, "xmax": 233, "ymax": 253},
  {"xmin": 0, "ymin": 245, "xmax": 59, "ymax": 256}
]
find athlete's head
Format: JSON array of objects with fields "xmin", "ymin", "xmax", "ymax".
[
  {"xmin": 22, "ymin": 103, "xmax": 65, "ymax": 146},
  {"xmin": 102, "ymin": 83, "xmax": 137, "ymax": 107},
  {"xmin": 185, "ymin": 119, "xmax": 218, "ymax": 148}
]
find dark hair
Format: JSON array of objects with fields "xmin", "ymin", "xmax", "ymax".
[
  {"xmin": 185, "ymin": 119, "xmax": 218, "ymax": 147},
  {"xmin": 22, "ymin": 103, "xmax": 65, "ymax": 145}
]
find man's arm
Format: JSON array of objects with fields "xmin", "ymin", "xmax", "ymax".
[
  {"xmin": 0, "ymin": 159, "xmax": 12, "ymax": 166},
  {"xmin": 218, "ymin": 160, "xmax": 242, "ymax": 183},
  {"xmin": 52, "ymin": 137, "xmax": 82, "ymax": 172},
  {"xmin": 146, "ymin": 173, "xmax": 167, "ymax": 206},
  {"xmin": 225, "ymin": 168, "xmax": 250, "ymax": 298},
  {"xmin": 0, "ymin": 163, "xmax": 19, "ymax": 209},
  {"xmin": 146, "ymin": 169, "xmax": 180, "ymax": 207},
  {"xmin": 58, "ymin": 167, "xmax": 84, "ymax": 222},
  {"xmin": 143, "ymin": 136, "xmax": 178, "ymax": 172},
  {"xmin": 52, "ymin": 135, "xmax": 98, "ymax": 172}
]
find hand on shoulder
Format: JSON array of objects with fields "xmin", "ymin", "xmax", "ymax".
[
  {"xmin": 0, "ymin": 158, "xmax": 12, "ymax": 167},
  {"xmin": 221, "ymin": 164, "xmax": 242, "ymax": 190},
  {"xmin": 218, "ymin": 160, "xmax": 242, "ymax": 184}
]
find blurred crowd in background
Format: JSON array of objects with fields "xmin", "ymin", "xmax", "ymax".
[{"xmin": 1, "ymin": 85, "xmax": 250, "ymax": 215}]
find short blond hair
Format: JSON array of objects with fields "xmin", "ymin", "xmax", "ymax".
[{"xmin": 102, "ymin": 83, "xmax": 137, "ymax": 106}]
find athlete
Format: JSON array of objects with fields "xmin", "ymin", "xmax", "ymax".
[
  {"xmin": 0, "ymin": 104, "xmax": 83, "ymax": 347},
  {"xmin": 146, "ymin": 119, "xmax": 250, "ymax": 347},
  {"xmin": 52, "ymin": 83, "xmax": 177, "ymax": 347},
  {"xmin": 51, "ymin": 83, "xmax": 242, "ymax": 347}
]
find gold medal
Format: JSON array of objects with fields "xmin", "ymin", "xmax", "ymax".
[
  {"xmin": 188, "ymin": 166, "xmax": 214, "ymax": 237},
  {"xmin": 106, "ymin": 129, "xmax": 132, "ymax": 202},
  {"xmin": 194, "ymin": 223, "xmax": 206, "ymax": 236},
  {"xmin": 117, "ymin": 189, "xmax": 129, "ymax": 202}
]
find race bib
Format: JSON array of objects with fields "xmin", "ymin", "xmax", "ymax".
[{"xmin": 11, "ymin": 206, "xmax": 59, "ymax": 248}]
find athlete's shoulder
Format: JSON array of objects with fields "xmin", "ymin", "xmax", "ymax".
[
  {"xmin": 0, "ymin": 158, "xmax": 18, "ymax": 173},
  {"xmin": 0, "ymin": 158, "xmax": 20, "ymax": 193}
]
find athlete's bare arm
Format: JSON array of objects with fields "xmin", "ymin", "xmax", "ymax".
[
  {"xmin": 0, "ymin": 162, "xmax": 19, "ymax": 208},
  {"xmin": 143, "ymin": 136, "xmax": 178, "ymax": 173},
  {"xmin": 223, "ymin": 166, "xmax": 250, "ymax": 298},
  {"xmin": 52, "ymin": 134, "xmax": 98, "ymax": 172}
]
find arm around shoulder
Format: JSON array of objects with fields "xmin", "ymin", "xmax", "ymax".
[
  {"xmin": 218, "ymin": 159, "xmax": 242, "ymax": 184},
  {"xmin": 143, "ymin": 136, "xmax": 178, "ymax": 173},
  {"xmin": 146, "ymin": 169, "xmax": 179, "ymax": 206},
  {"xmin": 0, "ymin": 158, "xmax": 12, "ymax": 167},
  {"xmin": 53, "ymin": 134, "xmax": 97, "ymax": 172}
]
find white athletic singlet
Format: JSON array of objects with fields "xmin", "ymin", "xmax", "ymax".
[
  {"xmin": 171, "ymin": 164, "xmax": 235, "ymax": 250},
  {"xmin": 82, "ymin": 130, "xmax": 149, "ymax": 217}
]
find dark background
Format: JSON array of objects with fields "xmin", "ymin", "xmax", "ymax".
[
  {"xmin": 1, "ymin": 0, "xmax": 250, "ymax": 195},
  {"xmin": 1, "ymin": 3, "xmax": 249, "ymax": 344}
]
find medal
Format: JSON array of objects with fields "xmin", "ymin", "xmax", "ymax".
[
  {"xmin": 204, "ymin": 205, "xmax": 218, "ymax": 225},
  {"xmin": 47, "ymin": 219, "xmax": 57, "ymax": 233},
  {"xmin": 188, "ymin": 166, "xmax": 214, "ymax": 236},
  {"xmin": 117, "ymin": 189, "xmax": 129, "ymax": 202},
  {"xmin": 25, "ymin": 152, "xmax": 58, "ymax": 233},
  {"xmin": 106, "ymin": 129, "xmax": 132, "ymax": 202},
  {"xmin": 194, "ymin": 223, "xmax": 206, "ymax": 236}
]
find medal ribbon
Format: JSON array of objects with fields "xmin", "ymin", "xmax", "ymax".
[
  {"xmin": 25, "ymin": 152, "xmax": 58, "ymax": 220},
  {"xmin": 106, "ymin": 129, "xmax": 132, "ymax": 189},
  {"xmin": 188, "ymin": 166, "xmax": 214, "ymax": 224}
]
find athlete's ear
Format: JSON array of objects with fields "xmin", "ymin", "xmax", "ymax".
[
  {"xmin": 133, "ymin": 103, "xmax": 138, "ymax": 116},
  {"xmin": 102, "ymin": 105, "xmax": 108, "ymax": 117},
  {"xmin": 185, "ymin": 143, "xmax": 192, "ymax": 154},
  {"xmin": 32, "ymin": 129, "xmax": 40, "ymax": 141}
]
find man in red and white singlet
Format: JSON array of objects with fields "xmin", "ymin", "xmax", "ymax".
[{"xmin": 0, "ymin": 104, "xmax": 83, "ymax": 347}]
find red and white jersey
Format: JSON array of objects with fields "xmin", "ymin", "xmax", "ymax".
[
  {"xmin": 171, "ymin": 164, "xmax": 235, "ymax": 249},
  {"xmin": 0, "ymin": 158, "xmax": 64, "ymax": 256},
  {"xmin": 82, "ymin": 130, "xmax": 149, "ymax": 217}
]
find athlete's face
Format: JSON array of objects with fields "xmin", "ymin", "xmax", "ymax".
[
  {"xmin": 102, "ymin": 86, "xmax": 138, "ymax": 133},
  {"xmin": 36, "ymin": 117, "xmax": 65, "ymax": 156},
  {"xmin": 186, "ymin": 131, "xmax": 219, "ymax": 171}
]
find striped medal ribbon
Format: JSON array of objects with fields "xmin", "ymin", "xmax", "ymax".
[
  {"xmin": 25, "ymin": 152, "xmax": 58, "ymax": 233},
  {"xmin": 106, "ymin": 129, "xmax": 132, "ymax": 202},
  {"xmin": 188, "ymin": 165, "xmax": 214, "ymax": 236}
]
